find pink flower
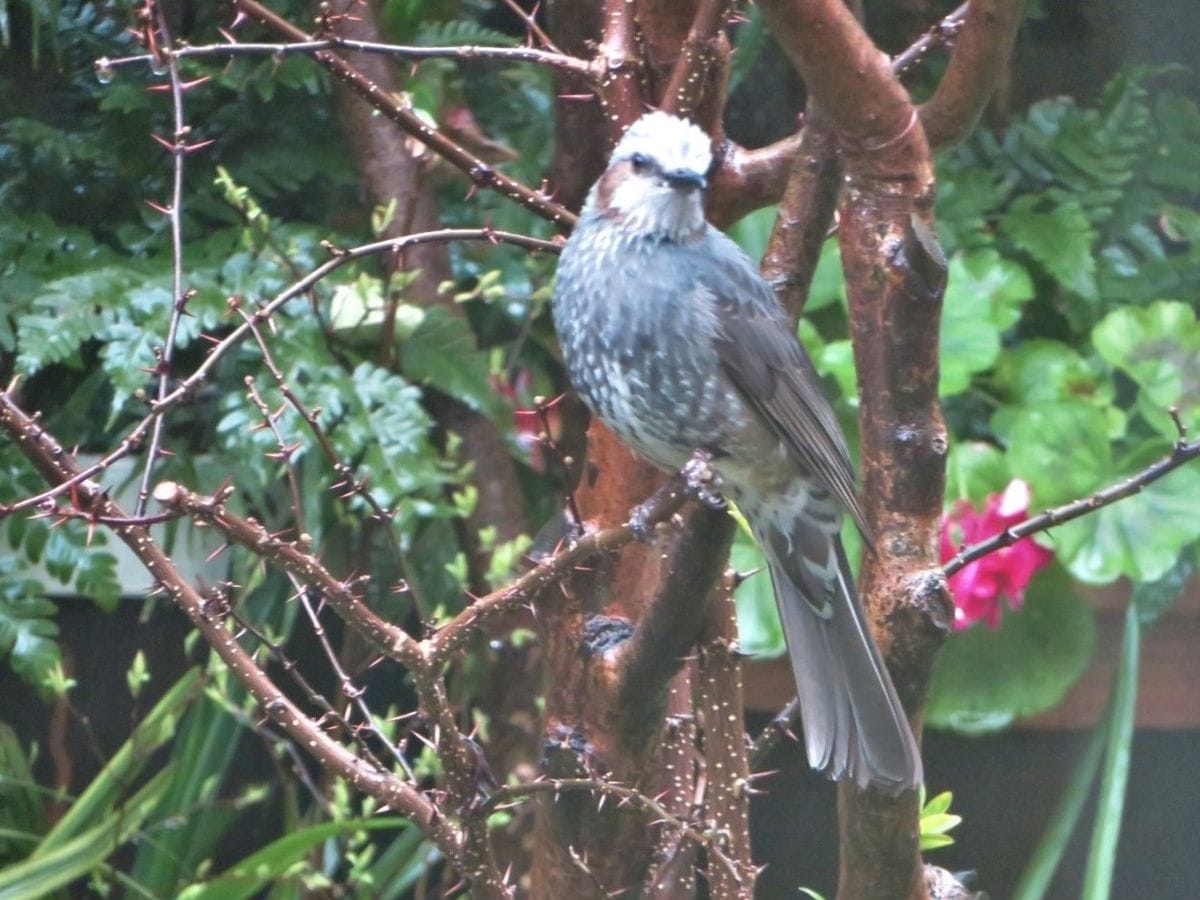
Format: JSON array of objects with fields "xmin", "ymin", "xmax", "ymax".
[{"xmin": 939, "ymin": 480, "xmax": 1054, "ymax": 630}]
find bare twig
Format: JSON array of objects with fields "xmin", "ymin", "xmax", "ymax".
[
  {"xmin": 238, "ymin": 311, "xmax": 418, "ymax": 600},
  {"xmin": 891, "ymin": 2, "xmax": 969, "ymax": 78},
  {"xmin": 242, "ymin": 374, "xmax": 306, "ymax": 534},
  {"xmin": 149, "ymin": 481, "xmax": 422, "ymax": 666},
  {"xmin": 748, "ymin": 696, "xmax": 801, "ymax": 769},
  {"xmin": 100, "ymin": 38, "xmax": 594, "ymax": 77},
  {"xmin": 943, "ymin": 437, "xmax": 1200, "ymax": 578},
  {"xmin": 500, "ymin": 0, "xmax": 563, "ymax": 54},
  {"xmin": 0, "ymin": 393, "xmax": 481, "ymax": 878},
  {"xmin": 483, "ymin": 777, "xmax": 737, "ymax": 879},
  {"xmin": 135, "ymin": 2, "xmax": 190, "ymax": 515}
]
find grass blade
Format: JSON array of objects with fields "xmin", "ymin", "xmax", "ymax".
[{"xmin": 1081, "ymin": 603, "xmax": 1140, "ymax": 900}]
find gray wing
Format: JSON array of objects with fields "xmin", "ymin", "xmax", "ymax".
[{"xmin": 700, "ymin": 232, "xmax": 873, "ymax": 543}]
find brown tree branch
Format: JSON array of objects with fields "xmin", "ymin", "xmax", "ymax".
[
  {"xmin": 101, "ymin": 38, "xmax": 596, "ymax": 77},
  {"xmin": 707, "ymin": 131, "xmax": 806, "ymax": 229},
  {"xmin": 919, "ymin": 0, "xmax": 1027, "ymax": 148},
  {"xmin": 546, "ymin": 0, "xmax": 609, "ymax": 212},
  {"xmin": 659, "ymin": 0, "xmax": 736, "ymax": 119},
  {"xmin": 150, "ymin": 481, "xmax": 420, "ymax": 664},
  {"xmin": 233, "ymin": 0, "xmax": 575, "ymax": 229},
  {"xmin": 891, "ymin": 2, "xmax": 969, "ymax": 78},
  {"xmin": 596, "ymin": 0, "xmax": 648, "ymax": 135},
  {"xmin": 427, "ymin": 459, "xmax": 708, "ymax": 667},
  {"xmin": 616, "ymin": 506, "xmax": 735, "ymax": 746},
  {"xmin": 757, "ymin": 4, "xmax": 948, "ymax": 898},
  {"xmin": 694, "ymin": 576, "xmax": 756, "ymax": 899},
  {"xmin": 758, "ymin": 0, "xmax": 912, "ymax": 148},
  {"xmin": 759, "ymin": 117, "xmax": 840, "ymax": 320},
  {"xmin": 748, "ymin": 696, "xmax": 802, "ymax": 769}
]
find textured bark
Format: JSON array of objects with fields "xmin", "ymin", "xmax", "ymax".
[
  {"xmin": 756, "ymin": 0, "xmax": 1022, "ymax": 894},
  {"xmin": 695, "ymin": 578, "xmax": 756, "ymax": 898},
  {"xmin": 529, "ymin": 5, "xmax": 746, "ymax": 894},
  {"xmin": 760, "ymin": 116, "xmax": 840, "ymax": 321},
  {"xmin": 919, "ymin": 0, "xmax": 1027, "ymax": 148}
]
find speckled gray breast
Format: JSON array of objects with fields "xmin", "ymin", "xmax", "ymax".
[{"xmin": 552, "ymin": 214, "xmax": 740, "ymax": 471}]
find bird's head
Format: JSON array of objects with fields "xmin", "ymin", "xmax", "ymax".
[{"xmin": 586, "ymin": 111, "xmax": 714, "ymax": 242}]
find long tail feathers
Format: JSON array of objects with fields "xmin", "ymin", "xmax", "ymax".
[{"xmin": 761, "ymin": 526, "xmax": 922, "ymax": 793}]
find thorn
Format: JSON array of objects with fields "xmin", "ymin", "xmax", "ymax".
[
  {"xmin": 144, "ymin": 199, "xmax": 172, "ymax": 216},
  {"xmin": 184, "ymin": 138, "xmax": 217, "ymax": 154},
  {"xmin": 732, "ymin": 566, "xmax": 763, "ymax": 587}
]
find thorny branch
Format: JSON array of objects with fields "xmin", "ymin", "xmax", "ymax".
[
  {"xmin": 943, "ymin": 434, "xmax": 1200, "ymax": 578},
  {"xmin": 151, "ymin": 480, "xmax": 421, "ymax": 664},
  {"xmin": 482, "ymin": 777, "xmax": 741, "ymax": 883},
  {"xmin": 134, "ymin": 2, "xmax": 190, "ymax": 516},
  {"xmin": 428, "ymin": 457, "xmax": 718, "ymax": 667},
  {"xmin": 0, "ymin": 393, "xmax": 491, "ymax": 883},
  {"xmin": 234, "ymin": 0, "xmax": 576, "ymax": 229},
  {"xmin": 919, "ymin": 0, "xmax": 1027, "ymax": 147},
  {"xmin": 99, "ymin": 38, "xmax": 596, "ymax": 78}
]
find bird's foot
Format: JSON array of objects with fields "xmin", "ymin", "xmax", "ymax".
[
  {"xmin": 682, "ymin": 450, "xmax": 726, "ymax": 511},
  {"xmin": 626, "ymin": 503, "xmax": 658, "ymax": 542}
]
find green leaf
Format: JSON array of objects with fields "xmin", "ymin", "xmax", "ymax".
[
  {"xmin": 815, "ymin": 339, "xmax": 856, "ymax": 403},
  {"xmin": 399, "ymin": 307, "xmax": 504, "ymax": 418},
  {"xmin": 918, "ymin": 788, "xmax": 964, "ymax": 851},
  {"xmin": 994, "ymin": 339, "xmax": 1113, "ymax": 408},
  {"xmin": 805, "ymin": 239, "xmax": 847, "ymax": 312},
  {"xmin": 945, "ymin": 441, "xmax": 1010, "ymax": 503},
  {"xmin": 1091, "ymin": 299, "xmax": 1200, "ymax": 438},
  {"xmin": 1082, "ymin": 604, "xmax": 1140, "ymax": 900},
  {"xmin": 1001, "ymin": 195, "xmax": 1099, "ymax": 300},
  {"xmin": 1005, "ymin": 402, "xmax": 1112, "ymax": 507},
  {"xmin": 727, "ymin": 204, "xmax": 778, "ymax": 265},
  {"xmin": 0, "ymin": 559, "xmax": 60, "ymax": 687},
  {"xmin": 730, "ymin": 530, "xmax": 781, "ymax": 657},
  {"xmin": 36, "ymin": 669, "xmax": 199, "ymax": 855},
  {"xmin": 1013, "ymin": 701, "xmax": 1108, "ymax": 900},
  {"xmin": 1050, "ymin": 463, "xmax": 1200, "ymax": 584},
  {"xmin": 939, "ymin": 250, "xmax": 1034, "ymax": 395},
  {"xmin": 130, "ymin": 692, "xmax": 248, "ymax": 894},
  {"xmin": 926, "ymin": 567, "xmax": 1096, "ymax": 734},
  {"xmin": 1132, "ymin": 553, "xmax": 1196, "ymax": 627},
  {"xmin": 0, "ymin": 766, "xmax": 173, "ymax": 900},
  {"xmin": 179, "ymin": 818, "xmax": 412, "ymax": 900},
  {"xmin": 0, "ymin": 722, "xmax": 45, "ymax": 852}
]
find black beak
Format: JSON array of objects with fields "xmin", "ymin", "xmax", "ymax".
[{"xmin": 663, "ymin": 168, "xmax": 707, "ymax": 192}]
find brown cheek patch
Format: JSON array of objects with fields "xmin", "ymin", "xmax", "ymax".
[{"xmin": 595, "ymin": 161, "xmax": 634, "ymax": 219}]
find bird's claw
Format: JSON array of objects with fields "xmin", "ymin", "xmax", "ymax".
[
  {"xmin": 682, "ymin": 451, "xmax": 725, "ymax": 511},
  {"xmin": 626, "ymin": 504, "xmax": 657, "ymax": 542}
]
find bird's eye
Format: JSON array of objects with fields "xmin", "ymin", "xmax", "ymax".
[{"xmin": 630, "ymin": 152, "xmax": 650, "ymax": 173}]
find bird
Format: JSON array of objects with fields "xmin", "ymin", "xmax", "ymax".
[{"xmin": 551, "ymin": 110, "xmax": 922, "ymax": 793}]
